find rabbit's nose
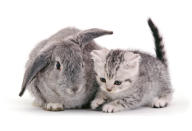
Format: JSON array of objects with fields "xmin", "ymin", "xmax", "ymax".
[{"xmin": 72, "ymin": 87, "xmax": 78, "ymax": 93}]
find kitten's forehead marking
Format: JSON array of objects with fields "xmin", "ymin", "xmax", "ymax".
[{"xmin": 105, "ymin": 50, "xmax": 125, "ymax": 79}]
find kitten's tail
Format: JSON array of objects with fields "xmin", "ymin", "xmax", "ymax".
[{"xmin": 148, "ymin": 18, "xmax": 168, "ymax": 67}]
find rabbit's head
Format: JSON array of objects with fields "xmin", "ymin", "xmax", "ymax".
[{"xmin": 19, "ymin": 28, "xmax": 113, "ymax": 96}]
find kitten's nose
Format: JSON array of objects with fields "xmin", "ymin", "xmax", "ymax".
[{"xmin": 106, "ymin": 88, "xmax": 112, "ymax": 92}]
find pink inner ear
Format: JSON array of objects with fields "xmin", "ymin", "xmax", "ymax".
[
  {"xmin": 123, "ymin": 54, "xmax": 140, "ymax": 69},
  {"xmin": 91, "ymin": 49, "xmax": 109, "ymax": 62},
  {"xmin": 127, "ymin": 62, "xmax": 137, "ymax": 69},
  {"xmin": 130, "ymin": 55, "xmax": 139, "ymax": 61}
]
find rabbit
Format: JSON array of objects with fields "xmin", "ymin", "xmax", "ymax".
[{"xmin": 19, "ymin": 27, "xmax": 113, "ymax": 111}]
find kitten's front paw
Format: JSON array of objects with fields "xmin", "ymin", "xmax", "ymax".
[
  {"xmin": 91, "ymin": 99, "xmax": 104, "ymax": 109},
  {"xmin": 44, "ymin": 103, "xmax": 64, "ymax": 111},
  {"xmin": 102, "ymin": 104, "xmax": 123, "ymax": 113}
]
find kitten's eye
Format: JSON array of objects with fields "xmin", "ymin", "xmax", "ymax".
[
  {"xmin": 56, "ymin": 61, "xmax": 61, "ymax": 70},
  {"xmin": 114, "ymin": 80, "xmax": 122, "ymax": 85},
  {"xmin": 100, "ymin": 77, "xmax": 106, "ymax": 83}
]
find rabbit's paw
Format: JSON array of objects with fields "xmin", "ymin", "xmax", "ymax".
[
  {"xmin": 102, "ymin": 104, "xmax": 123, "ymax": 113},
  {"xmin": 91, "ymin": 98, "xmax": 105, "ymax": 109},
  {"xmin": 44, "ymin": 103, "xmax": 64, "ymax": 111}
]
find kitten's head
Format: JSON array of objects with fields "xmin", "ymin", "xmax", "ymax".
[{"xmin": 91, "ymin": 49, "xmax": 140, "ymax": 93}]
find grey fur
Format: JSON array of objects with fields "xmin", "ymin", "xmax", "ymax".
[
  {"xmin": 19, "ymin": 27, "xmax": 113, "ymax": 111},
  {"xmin": 148, "ymin": 18, "xmax": 168, "ymax": 67},
  {"xmin": 105, "ymin": 50, "xmax": 126, "ymax": 78},
  {"xmin": 90, "ymin": 20, "xmax": 173, "ymax": 113}
]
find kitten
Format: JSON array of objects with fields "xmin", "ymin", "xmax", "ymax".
[{"xmin": 90, "ymin": 18, "xmax": 173, "ymax": 113}]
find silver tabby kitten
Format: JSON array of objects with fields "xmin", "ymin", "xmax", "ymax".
[{"xmin": 90, "ymin": 19, "xmax": 173, "ymax": 113}]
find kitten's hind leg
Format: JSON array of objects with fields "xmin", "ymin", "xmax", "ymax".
[
  {"xmin": 151, "ymin": 84, "xmax": 173, "ymax": 108},
  {"xmin": 152, "ymin": 94, "xmax": 172, "ymax": 108}
]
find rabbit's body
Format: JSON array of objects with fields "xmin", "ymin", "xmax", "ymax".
[{"xmin": 20, "ymin": 28, "xmax": 113, "ymax": 111}]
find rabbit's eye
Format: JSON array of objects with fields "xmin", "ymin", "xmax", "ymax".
[{"xmin": 56, "ymin": 61, "xmax": 61, "ymax": 70}]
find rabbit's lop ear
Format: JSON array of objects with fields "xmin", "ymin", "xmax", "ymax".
[
  {"xmin": 19, "ymin": 51, "xmax": 51, "ymax": 97},
  {"xmin": 71, "ymin": 28, "xmax": 113, "ymax": 47}
]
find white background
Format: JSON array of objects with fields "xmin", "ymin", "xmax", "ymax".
[{"xmin": 0, "ymin": 0, "xmax": 191, "ymax": 131}]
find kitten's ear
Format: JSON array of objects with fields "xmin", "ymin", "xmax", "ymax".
[
  {"xmin": 91, "ymin": 48, "xmax": 109, "ymax": 62},
  {"xmin": 123, "ymin": 52, "xmax": 141, "ymax": 69}
]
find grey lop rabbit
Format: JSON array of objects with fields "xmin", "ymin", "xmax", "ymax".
[{"xmin": 19, "ymin": 27, "xmax": 113, "ymax": 111}]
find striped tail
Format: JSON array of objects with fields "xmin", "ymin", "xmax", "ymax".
[{"xmin": 148, "ymin": 18, "xmax": 168, "ymax": 67}]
